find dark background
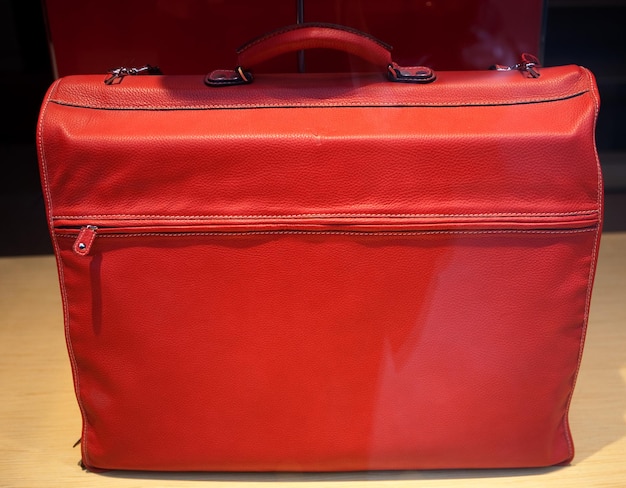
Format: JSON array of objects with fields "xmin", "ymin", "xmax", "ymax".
[{"xmin": 1, "ymin": 0, "xmax": 624, "ymax": 256}]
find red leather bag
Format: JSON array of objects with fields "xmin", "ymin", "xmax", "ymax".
[{"xmin": 37, "ymin": 24, "xmax": 602, "ymax": 472}]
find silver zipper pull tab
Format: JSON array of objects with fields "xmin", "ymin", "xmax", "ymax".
[
  {"xmin": 519, "ymin": 53, "xmax": 541, "ymax": 78},
  {"xmin": 73, "ymin": 225, "xmax": 98, "ymax": 256},
  {"xmin": 490, "ymin": 53, "xmax": 541, "ymax": 78},
  {"xmin": 104, "ymin": 64, "xmax": 162, "ymax": 85}
]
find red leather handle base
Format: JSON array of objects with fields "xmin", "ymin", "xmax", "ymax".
[{"xmin": 236, "ymin": 23, "xmax": 393, "ymax": 70}]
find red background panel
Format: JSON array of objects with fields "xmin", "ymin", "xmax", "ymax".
[{"xmin": 44, "ymin": 0, "xmax": 544, "ymax": 76}]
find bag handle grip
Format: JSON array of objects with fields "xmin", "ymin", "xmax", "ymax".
[
  {"xmin": 237, "ymin": 23, "xmax": 393, "ymax": 71},
  {"xmin": 206, "ymin": 23, "xmax": 435, "ymax": 86}
]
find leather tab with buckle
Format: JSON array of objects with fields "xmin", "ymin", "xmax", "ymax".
[
  {"xmin": 205, "ymin": 67, "xmax": 254, "ymax": 87},
  {"xmin": 388, "ymin": 63, "xmax": 436, "ymax": 84}
]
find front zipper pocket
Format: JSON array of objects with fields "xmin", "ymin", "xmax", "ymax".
[
  {"xmin": 53, "ymin": 212, "xmax": 600, "ymax": 471},
  {"xmin": 54, "ymin": 211, "xmax": 601, "ymax": 257}
]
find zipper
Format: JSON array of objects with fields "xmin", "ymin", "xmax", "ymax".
[
  {"xmin": 104, "ymin": 64, "xmax": 162, "ymax": 85},
  {"xmin": 490, "ymin": 53, "xmax": 541, "ymax": 78},
  {"xmin": 64, "ymin": 211, "xmax": 599, "ymax": 257}
]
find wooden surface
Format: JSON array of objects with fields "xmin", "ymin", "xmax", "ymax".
[{"xmin": 1, "ymin": 233, "xmax": 625, "ymax": 487}]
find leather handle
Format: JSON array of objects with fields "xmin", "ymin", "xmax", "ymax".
[
  {"xmin": 236, "ymin": 23, "xmax": 393, "ymax": 71},
  {"xmin": 205, "ymin": 23, "xmax": 436, "ymax": 86}
]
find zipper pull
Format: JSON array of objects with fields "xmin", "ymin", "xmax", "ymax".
[
  {"xmin": 104, "ymin": 64, "xmax": 162, "ymax": 85},
  {"xmin": 73, "ymin": 225, "xmax": 98, "ymax": 256},
  {"xmin": 490, "ymin": 53, "xmax": 541, "ymax": 78}
]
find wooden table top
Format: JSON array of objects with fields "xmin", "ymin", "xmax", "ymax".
[{"xmin": 1, "ymin": 232, "xmax": 625, "ymax": 487}]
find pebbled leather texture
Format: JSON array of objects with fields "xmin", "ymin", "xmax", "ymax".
[{"xmin": 37, "ymin": 63, "xmax": 603, "ymax": 472}]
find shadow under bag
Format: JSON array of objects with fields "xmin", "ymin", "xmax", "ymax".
[{"xmin": 36, "ymin": 24, "xmax": 603, "ymax": 472}]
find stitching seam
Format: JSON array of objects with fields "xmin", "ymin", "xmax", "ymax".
[
  {"xmin": 51, "ymin": 211, "xmax": 599, "ymax": 220},
  {"xmin": 56, "ymin": 228, "xmax": 596, "ymax": 238},
  {"xmin": 48, "ymin": 90, "xmax": 589, "ymax": 112}
]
